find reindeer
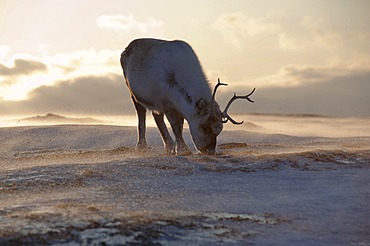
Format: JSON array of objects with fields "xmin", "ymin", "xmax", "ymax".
[{"xmin": 120, "ymin": 38, "xmax": 255, "ymax": 154}]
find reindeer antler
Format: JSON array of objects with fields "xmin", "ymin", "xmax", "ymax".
[
  {"xmin": 222, "ymin": 88, "xmax": 256, "ymax": 125},
  {"xmin": 212, "ymin": 78, "xmax": 228, "ymax": 103},
  {"xmin": 211, "ymin": 78, "xmax": 228, "ymax": 115}
]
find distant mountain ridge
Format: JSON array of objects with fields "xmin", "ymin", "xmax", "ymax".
[
  {"xmin": 22, "ymin": 113, "xmax": 101, "ymax": 124},
  {"xmin": 248, "ymin": 113, "xmax": 332, "ymax": 118}
]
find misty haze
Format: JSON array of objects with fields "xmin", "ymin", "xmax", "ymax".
[{"xmin": 1, "ymin": 0, "xmax": 370, "ymax": 245}]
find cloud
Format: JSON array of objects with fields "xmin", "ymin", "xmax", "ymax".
[
  {"xmin": 278, "ymin": 33, "xmax": 304, "ymax": 50},
  {"xmin": 212, "ymin": 11, "xmax": 370, "ymax": 53},
  {"xmin": 1, "ymin": 51, "xmax": 369, "ymax": 118},
  {"xmin": 249, "ymin": 73, "xmax": 370, "ymax": 117},
  {"xmin": 97, "ymin": 14, "xmax": 163, "ymax": 34},
  {"xmin": 237, "ymin": 61, "xmax": 370, "ymax": 89},
  {"xmin": 277, "ymin": 14, "xmax": 370, "ymax": 51},
  {"xmin": 0, "ymin": 49, "xmax": 122, "ymax": 100},
  {"xmin": 46, "ymin": 48, "xmax": 122, "ymax": 76},
  {"xmin": 208, "ymin": 57, "xmax": 370, "ymax": 117},
  {"xmin": 29, "ymin": 75, "xmax": 132, "ymax": 114},
  {"xmin": 0, "ymin": 59, "xmax": 47, "ymax": 77},
  {"xmin": 0, "ymin": 74, "xmax": 133, "ymax": 115},
  {"xmin": 1, "ymin": 65, "xmax": 369, "ymax": 118},
  {"xmin": 300, "ymin": 16, "xmax": 353, "ymax": 49},
  {"xmin": 215, "ymin": 66, "xmax": 370, "ymax": 117},
  {"xmin": 0, "ymin": 45, "xmax": 10, "ymax": 59},
  {"xmin": 274, "ymin": 16, "xmax": 343, "ymax": 51},
  {"xmin": 212, "ymin": 12, "xmax": 279, "ymax": 49}
]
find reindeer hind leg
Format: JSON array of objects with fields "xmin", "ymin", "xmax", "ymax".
[{"xmin": 132, "ymin": 97, "xmax": 148, "ymax": 150}]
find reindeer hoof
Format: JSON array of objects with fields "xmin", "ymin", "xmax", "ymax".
[
  {"xmin": 164, "ymin": 143, "xmax": 176, "ymax": 155},
  {"xmin": 176, "ymin": 147, "xmax": 192, "ymax": 156},
  {"xmin": 136, "ymin": 142, "xmax": 150, "ymax": 153}
]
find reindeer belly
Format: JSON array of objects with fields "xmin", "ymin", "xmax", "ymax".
[{"xmin": 128, "ymin": 77, "xmax": 173, "ymax": 112}]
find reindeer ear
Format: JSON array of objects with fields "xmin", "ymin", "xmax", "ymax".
[{"xmin": 196, "ymin": 98, "xmax": 209, "ymax": 116}]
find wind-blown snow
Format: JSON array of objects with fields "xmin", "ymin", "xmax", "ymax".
[{"xmin": 0, "ymin": 119, "xmax": 369, "ymax": 245}]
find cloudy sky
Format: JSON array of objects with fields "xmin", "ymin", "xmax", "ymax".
[{"xmin": 1, "ymin": 0, "xmax": 369, "ymax": 117}]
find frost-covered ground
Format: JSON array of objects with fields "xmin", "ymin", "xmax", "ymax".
[{"xmin": 0, "ymin": 117, "xmax": 370, "ymax": 245}]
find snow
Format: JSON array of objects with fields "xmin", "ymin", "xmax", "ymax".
[{"xmin": 0, "ymin": 117, "xmax": 370, "ymax": 245}]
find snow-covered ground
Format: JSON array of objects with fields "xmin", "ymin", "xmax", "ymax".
[{"xmin": 0, "ymin": 116, "xmax": 369, "ymax": 245}]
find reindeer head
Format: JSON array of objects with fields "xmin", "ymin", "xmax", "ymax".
[
  {"xmin": 189, "ymin": 78, "xmax": 256, "ymax": 154},
  {"xmin": 189, "ymin": 97, "xmax": 223, "ymax": 154}
]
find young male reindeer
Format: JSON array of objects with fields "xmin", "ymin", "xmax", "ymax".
[{"xmin": 120, "ymin": 38, "xmax": 255, "ymax": 154}]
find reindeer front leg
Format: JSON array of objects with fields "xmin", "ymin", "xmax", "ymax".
[
  {"xmin": 165, "ymin": 110, "xmax": 191, "ymax": 155},
  {"xmin": 132, "ymin": 98, "xmax": 148, "ymax": 150},
  {"xmin": 152, "ymin": 111, "xmax": 175, "ymax": 154}
]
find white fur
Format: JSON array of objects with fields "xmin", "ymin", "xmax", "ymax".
[
  {"xmin": 122, "ymin": 39, "xmax": 211, "ymax": 118},
  {"xmin": 121, "ymin": 38, "xmax": 222, "ymax": 154}
]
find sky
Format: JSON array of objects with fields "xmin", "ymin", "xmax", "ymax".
[{"xmin": 0, "ymin": 0, "xmax": 369, "ymax": 117}]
